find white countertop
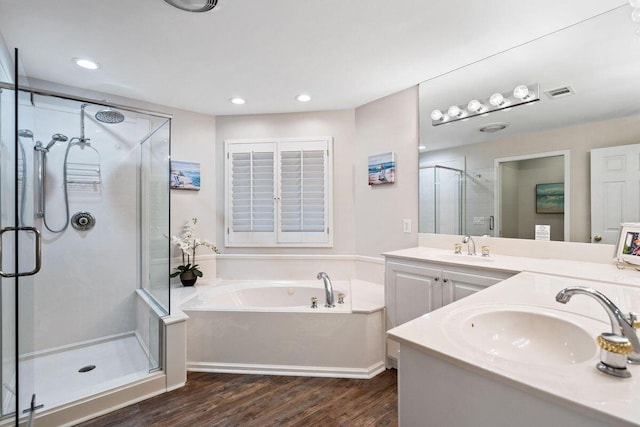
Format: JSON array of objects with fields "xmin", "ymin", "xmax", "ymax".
[
  {"xmin": 383, "ymin": 246, "xmax": 640, "ymax": 287},
  {"xmin": 387, "ymin": 269, "xmax": 640, "ymax": 426}
]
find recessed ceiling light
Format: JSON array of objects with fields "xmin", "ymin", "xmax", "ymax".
[
  {"xmin": 73, "ymin": 57, "xmax": 100, "ymax": 70},
  {"xmin": 479, "ymin": 122, "xmax": 509, "ymax": 133},
  {"xmin": 230, "ymin": 97, "xmax": 246, "ymax": 105},
  {"xmin": 418, "ymin": 145, "xmax": 427, "ymax": 150},
  {"xmin": 295, "ymin": 94, "xmax": 311, "ymax": 102}
]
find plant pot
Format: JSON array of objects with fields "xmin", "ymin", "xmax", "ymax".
[{"xmin": 179, "ymin": 271, "xmax": 197, "ymax": 287}]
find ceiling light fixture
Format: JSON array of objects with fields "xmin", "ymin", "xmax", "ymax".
[
  {"xmin": 479, "ymin": 122, "xmax": 509, "ymax": 133},
  {"xmin": 295, "ymin": 94, "xmax": 311, "ymax": 102},
  {"xmin": 431, "ymin": 83, "xmax": 539, "ymax": 127},
  {"xmin": 230, "ymin": 97, "xmax": 246, "ymax": 105},
  {"xmin": 73, "ymin": 57, "xmax": 100, "ymax": 70},
  {"xmin": 163, "ymin": 0, "xmax": 218, "ymax": 12}
]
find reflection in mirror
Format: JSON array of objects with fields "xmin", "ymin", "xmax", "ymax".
[{"xmin": 418, "ymin": 5, "xmax": 640, "ymax": 243}]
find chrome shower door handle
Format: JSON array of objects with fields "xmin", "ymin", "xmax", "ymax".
[{"xmin": 0, "ymin": 226, "xmax": 42, "ymax": 277}]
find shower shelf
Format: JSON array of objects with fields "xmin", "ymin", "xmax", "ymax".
[{"xmin": 66, "ymin": 162, "xmax": 101, "ymax": 185}]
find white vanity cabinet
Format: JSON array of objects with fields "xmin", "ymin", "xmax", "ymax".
[{"xmin": 385, "ymin": 255, "xmax": 515, "ymax": 364}]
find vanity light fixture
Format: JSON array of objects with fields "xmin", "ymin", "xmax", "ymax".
[
  {"xmin": 431, "ymin": 83, "xmax": 540, "ymax": 126},
  {"xmin": 73, "ymin": 57, "xmax": 100, "ymax": 70},
  {"xmin": 467, "ymin": 99, "xmax": 485, "ymax": 114},
  {"xmin": 230, "ymin": 97, "xmax": 246, "ymax": 105},
  {"xmin": 489, "ymin": 93, "xmax": 507, "ymax": 107},
  {"xmin": 447, "ymin": 105, "xmax": 466, "ymax": 119},
  {"xmin": 430, "ymin": 109, "xmax": 445, "ymax": 122}
]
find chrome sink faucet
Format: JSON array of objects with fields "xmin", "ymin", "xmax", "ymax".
[
  {"xmin": 556, "ymin": 286, "xmax": 640, "ymax": 364},
  {"xmin": 317, "ymin": 272, "xmax": 335, "ymax": 308},
  {"xmin": 462, "ymin": 235, "xmax": 476, "ymax": 255}
]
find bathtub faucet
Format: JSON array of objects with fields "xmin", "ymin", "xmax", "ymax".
[{"xmin": 317, "ymin": 272, "xmax": 335, "ymax": 308}]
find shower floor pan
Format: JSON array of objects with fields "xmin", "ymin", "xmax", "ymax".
[{"xmin": 5, "ymin": 334, "xmax": 151, "ymax": 415}]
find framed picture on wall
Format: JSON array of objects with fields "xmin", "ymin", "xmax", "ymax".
[
  {"xmin": 614, "ymin": 223, "xmax": 640, "ymax": 266},
  {"xmin": 535, "ymin": 183, "xmax": 564, "ymax": 213},
  {"xmin": 171, "ymin": 160, "xmax": 201, "ymax": 190},
  {"xmin": 368, "ymin": 152, "xmax": 395, "ymax": 185}
]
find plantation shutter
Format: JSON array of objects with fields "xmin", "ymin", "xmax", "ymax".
[
  {"xmin": 277, "ymin": 140, "xmax": 329, "ymax": 244},
  {"xmin": 225, "ymin": 137, "xmax": 332, "ymax": 247},
  {"xmin": 227, "ymin": 142, "xmax": 276, "ymax": 244}
]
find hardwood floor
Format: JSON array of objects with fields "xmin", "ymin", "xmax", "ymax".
[{"xmin": 77, "ymin": 369, "xmax": 398, "ymax": 427}]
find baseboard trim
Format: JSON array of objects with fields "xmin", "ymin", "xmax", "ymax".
[{"xmin": 187, "ymin": 361, "xmax": 386, "ymax": 379}]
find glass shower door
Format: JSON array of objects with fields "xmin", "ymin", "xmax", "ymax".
[{"xmin": 0, "ymin": 49, "xmax": 40, "ymax": 425}]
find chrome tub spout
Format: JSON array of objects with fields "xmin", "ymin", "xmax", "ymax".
[{"xmin": 317, "ymin": 272, "xmax": 335, "ymax": 308}]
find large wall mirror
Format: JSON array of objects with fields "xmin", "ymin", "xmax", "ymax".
[{"xmin": 418, "ymin": 5, "xmax": 640, "ymax": 244}]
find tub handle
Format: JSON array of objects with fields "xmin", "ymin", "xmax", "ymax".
[{"xmin": 311, "ymin": 297, "xmax": 318, "ymax": 309}]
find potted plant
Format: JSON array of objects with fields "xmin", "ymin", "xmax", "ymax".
[{"xmin": 170, "ymin": 218, "xmax": 219, "ymax": 286}]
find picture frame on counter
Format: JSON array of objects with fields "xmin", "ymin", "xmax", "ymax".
[{"xmin": 614, "ymin": 223, "xmax": 640, "ymax": 267}]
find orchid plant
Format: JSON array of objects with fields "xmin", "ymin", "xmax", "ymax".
[{"xmin": 170, "ymin": 218, "xmax": 219, "ymax": 279}]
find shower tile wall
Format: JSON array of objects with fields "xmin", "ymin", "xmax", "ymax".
[{"xmin": 18, "ymin": 96, "xmax": 151, "ymax": 353}]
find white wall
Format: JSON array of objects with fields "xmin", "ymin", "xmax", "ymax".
[
  {"xmin": 0, "ymin": 31, "xmax": 12, "ymax": 83},
  {"xmin": 215, "ymin": 110, "xmax": 356, "ymax": 255},
  {"xmin": 354, "ymin": 87, "xmax": 419, "ymax": 258}
]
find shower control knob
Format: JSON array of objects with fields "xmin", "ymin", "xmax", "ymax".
[{"xmin": 71, "ymin": 211, "xmax": 96, "ymax": 231}]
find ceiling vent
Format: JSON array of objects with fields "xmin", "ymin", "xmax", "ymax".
[
  {"xmin": 164, "ymin": 0, "xmax": 218, "ymax": 12},
  {"xmin": 544, "ymin": 86, "xmax": 576, "ymax": 100}
]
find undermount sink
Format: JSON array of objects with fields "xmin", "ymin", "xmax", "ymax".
[
  {"xmin": 436, "ymin": 254, "xmax": 495, "ymax": 263},
  {"xmin": 449, "ymin": 306, "xmax": 597, "ymax": 365}
]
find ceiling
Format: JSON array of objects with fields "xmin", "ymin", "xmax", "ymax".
[
  {"xmin": 419, "ymin": 5, "xmax": 640, "ymax": 152},
  {"xmin": 0, "ymin": 0, "xmax": 628, "ymax": 116}
]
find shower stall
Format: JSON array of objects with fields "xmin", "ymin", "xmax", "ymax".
[
  {"xmin": 419, "ymin": 165, "xmax": 464, "ymax": 235},
  {"xmin": 0, "ymin": 53, "xmax": 171, "ymax": 425}
]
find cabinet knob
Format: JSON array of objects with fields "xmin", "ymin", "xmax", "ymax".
[
  {"xmin": 443, "ymin": 278, "xmax": 449, "ymax": 283},
  {"xmin": 594, "ymin": 235, "xmax": 602, "ymax": 242},
  {"xmin": 434, "ymin": 277, "xmax": 440, "ymax": 282}
]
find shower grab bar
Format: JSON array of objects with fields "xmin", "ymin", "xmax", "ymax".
[{"xmin": 0, "ymin": 226, "xmax": 42, "ymax": 277}]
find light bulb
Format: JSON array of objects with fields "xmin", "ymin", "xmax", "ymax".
[
  {"xmin": 447, "ymin": 105, "xmax": 463, "ymax": 118},
  {"xmin": 489, "ymin": 93, "xmax": 505, "ymax": 107},
  {"xmin": 630, "ymin": 0, "xmax": 640, "ymax": 8},
  {"xmin": 431, "ymin": 109, "xmax": 444, "ymax": 121},
  {"xmin": 513, "ymin": 85, "xmax": 531, "ymax": 100},
  {"xmin": 73, "ymin": 57, "xmax": 100, "ymax": 70},
  {"xmin": 632, "ymin": 7, "xmax": 640, "ymax": 23},
  {"xmin": 467, "ymin": 99, "xmax": 484, "ymax": 113}
]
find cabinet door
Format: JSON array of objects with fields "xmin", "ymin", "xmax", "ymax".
[
  {"xmin": 386, "ymin": 261, "xmax": 443, "ymax": 328},
  {"xmin": 441, "ymin": 269, "xmax": 505, "ymax": 304}
]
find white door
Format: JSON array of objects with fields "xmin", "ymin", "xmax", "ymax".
[{"xmin": 591, "ymin": 143, "xmax": 640, "ymax": 244}]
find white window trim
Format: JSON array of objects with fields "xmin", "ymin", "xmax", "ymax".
[{"xmin": 224, "ymin": 137, "xmax": 334, "ymax": 248}]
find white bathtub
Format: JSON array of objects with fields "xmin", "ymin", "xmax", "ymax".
[
  {"xmin": 176, "ymin": 279, "xmax": 385, "ymax": 379},
  {"xmin": 179, "ymin": 280, "xmax": 351, "ymax": 311}
]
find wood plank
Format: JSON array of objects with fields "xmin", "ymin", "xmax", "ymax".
[{"xmin": 77, "ymin": 370, "xmax": 398, "ymax": 427}]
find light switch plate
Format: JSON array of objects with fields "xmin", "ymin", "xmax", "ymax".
[{"xmin": 403, "ymin": 219, "xmax": 411, "ymax": 233}]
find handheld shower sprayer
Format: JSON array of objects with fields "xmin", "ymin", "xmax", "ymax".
[{"xmin": 45, "ymin": 133, "xmax": 69, "ymax": 150}]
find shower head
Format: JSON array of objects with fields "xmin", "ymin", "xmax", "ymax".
[
  {"xmin": 18, "ymin": 129, "xmax": 34, "ymax": 138},
  {"xmin": 45, "ymin": 133, "xmax": 69, "ymax": 150},
  {"xmin": 95, "ymin": 108, "xmax": 125, "ymax": 124}
]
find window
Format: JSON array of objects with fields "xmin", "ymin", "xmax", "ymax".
[{"xmin": 225, "ymin": 137, "xmax": 333, "ymax": 247}]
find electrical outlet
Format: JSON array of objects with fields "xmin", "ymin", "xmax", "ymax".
[
  {"xmin": 473, "ymin": 217, "xmax": 485, "ymax": 225},
  {"xmin": 403, "ymin": 219, "xmax": 412, "ymax": 233}
]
